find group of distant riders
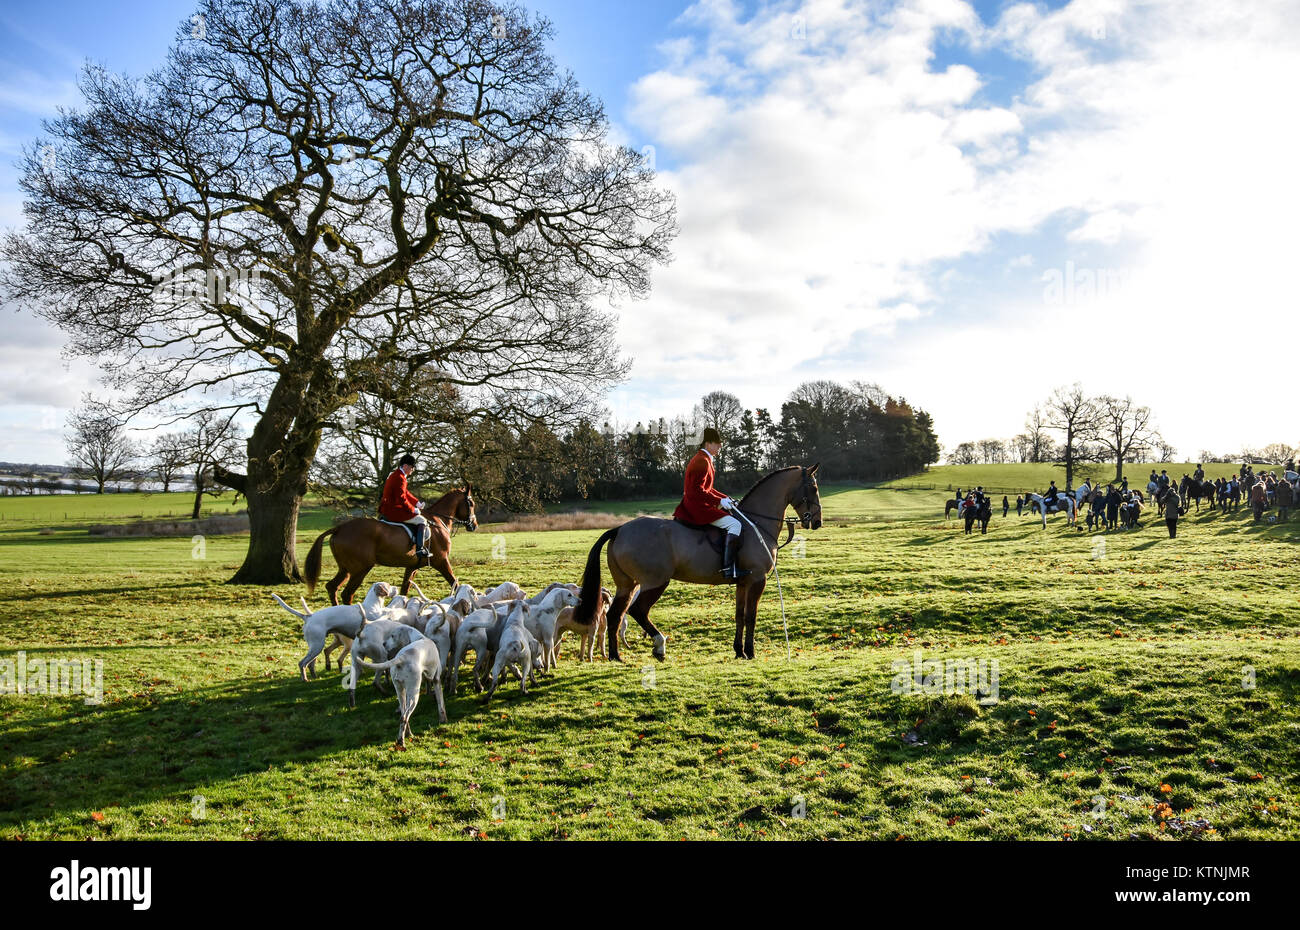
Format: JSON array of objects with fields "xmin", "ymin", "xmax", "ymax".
[{"xmin": 954, "ymin": 459, "xmax": 1298, "ymax": 539}]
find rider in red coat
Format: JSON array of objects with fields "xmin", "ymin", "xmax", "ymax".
[
  {"xmin": 379, "ymin": 454, "xmax": 428, "ymax": 558},
  {"xmin": 673, "ymin": 427, "xmax": 749, "ymax": 580}
]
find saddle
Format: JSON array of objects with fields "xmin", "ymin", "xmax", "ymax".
[{"xmin": 672, "ymin": 517, "xmax": 729, "ymax": 555}]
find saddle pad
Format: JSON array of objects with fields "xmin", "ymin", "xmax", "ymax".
[{"xmin": 378, "ymin": 519, "xmax": 416, "ymax": 543}]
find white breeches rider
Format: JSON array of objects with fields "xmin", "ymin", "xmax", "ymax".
[
  {"xmin": 711, "ymin": 514, "xmax": 742, "ymax": 536},
  {"xmin": 405, "ymin": 513, "xmax": 428, "ymax": 548}
]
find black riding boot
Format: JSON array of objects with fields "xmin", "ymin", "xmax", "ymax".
[
  {"xmin": 415, "ymin": 523, "xmax": 429, "ymax": 560},
  {"xmin": 719, "ymin": 533, "xmax": 750, "ymax": 581}
]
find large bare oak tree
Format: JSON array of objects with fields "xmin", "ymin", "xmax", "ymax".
[{"xmin": 1, "ymin": 0, "xmax": 676, "ymax": 583}]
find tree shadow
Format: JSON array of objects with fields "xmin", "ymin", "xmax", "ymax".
[
  {"xmin": 0, "ymin": 581, "xmax": 211, "ymax": 604},
  {"xmin": 0, "ymin": 665, "xmax": 595, "ymax": 827}
]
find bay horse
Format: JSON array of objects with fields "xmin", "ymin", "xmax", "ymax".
[
  {"xmin": 572, "ymin": 464, "xmax": 823, "ymax": 661},
  {"xmin": 304, "ymin": 486, "xmax": 478, "ymax": 605}
]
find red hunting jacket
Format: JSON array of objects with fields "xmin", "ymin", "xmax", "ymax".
[
  {"xmin": 673, "ymin": 449, "xmax": 729, "ymax": 524},
  {"xmin": 379, "ymin": 468, "xmax": 420, "ymax": 522}
]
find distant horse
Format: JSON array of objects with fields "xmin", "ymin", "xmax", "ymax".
[
  {"xmin": 945, "ymin": 498, "xmax": 962, "ymax": 520},
  {"xmin": 304, "ymin": 486, "xmax": 479, "ymax": 604},
  {"xmin": 1181, "ymin": 476, "xmax": 1214, "ymax": 512},
  {"xmin": 573, "ymin": 464, "xmax": 823, "ymax": 661},
  {"xmin": 964, "ymin": 497, "xmax": 992, "ymax": 535},
  {"xmin": 1024, "ymin": 492, "xmax": 1077, "ymax": 528}
]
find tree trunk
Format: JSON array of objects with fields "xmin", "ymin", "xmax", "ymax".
[
  {"xmin": 232, "ymin": 483, "xmax": 305, "ymax": 584},
  {"xmin": 191, "ymin": 471, "xmax": 205, "ymax": 520},
  {"xmin": 226, "ymin": 359, "xmax": 327, "ymax": 585}
]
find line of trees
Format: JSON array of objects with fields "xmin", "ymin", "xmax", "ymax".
[
  {"xmin": 949, "ymin": 384, "xmax": 1169, "ymax": 485},
  {"xmin": 63, "ymin": 402, "xmax": 245, "ymax": 517},
  {"xmin": 311, "ymin": 379, "xmax": 940, "ymax": 514},
  {"xmin": 948, "ymin": 383, "xmax": 1298, "ymax": 484}
]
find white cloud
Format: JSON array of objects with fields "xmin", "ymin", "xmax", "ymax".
[{"xmin": 610, "ymin": 0, "xmax": 1300, "ymax": 457}]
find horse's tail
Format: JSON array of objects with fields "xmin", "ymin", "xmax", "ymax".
[
  {"xmin": 573, "ymin": 527, "xmax": 619, "ymax": 626},
  {"xmin": 304, "ymin": 526, "xmax": 340, "ymax": 595}
]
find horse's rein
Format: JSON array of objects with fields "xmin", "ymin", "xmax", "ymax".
[{"xmin": 739, "ymin": 510, "xmax": 800, "ymax": 549}]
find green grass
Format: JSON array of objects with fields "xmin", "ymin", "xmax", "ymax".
[
  {"xmin": 0, "ymin": 490, "xmax": 248, "ymax": 528},
  {"xmin": 1, "ymin": 469, "xmax": 1297, "ymax": 840}
]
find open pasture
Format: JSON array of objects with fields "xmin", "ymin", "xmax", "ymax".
[{"xmin": 1, "ymin": 477, "xmax": 1297, "ymax": 840}]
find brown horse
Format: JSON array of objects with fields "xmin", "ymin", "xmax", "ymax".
[
  {"xmin": 572, "ymin": 465, "xmax": 822, "ymax": 661},
  {"xmin": 304, "ymin": 487, "xmax": 478, "ymax": 605}
]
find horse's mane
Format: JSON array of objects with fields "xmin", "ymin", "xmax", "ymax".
[
  {"xmin": 426, "ymin": 486, "xmax": 465, "ymax": 509},
  {"xmin": 739, "ymin": 466, "xmax": 804, "ymax": 504}
]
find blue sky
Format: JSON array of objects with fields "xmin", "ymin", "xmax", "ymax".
[{"xmin": 2, "ymin": 0, "xmax": 1298, "ymax": 465}]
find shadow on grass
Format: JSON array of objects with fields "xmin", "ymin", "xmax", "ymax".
[
  {"xmin": 0, "ymin": 664, "xmax": 606, "ymax": 827},
  {"xmin": 0, "ymin": 580, "xmax": 212, "ymax": 603}
]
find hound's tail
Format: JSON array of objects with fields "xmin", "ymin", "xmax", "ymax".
[
  {"xmin": 572, "ymin": 527, "xmax": 619, "ymax": 626},
  {"xmin": 354, "ymin": 655, "xmax": 400, "ymax": 672},
  {"xmin": 271, "ymin": 593, "xmax": 309, "ymax": 621},
  {"xmin": 304, "ymin": 526, "xmax": 340, "ymax": 595}
]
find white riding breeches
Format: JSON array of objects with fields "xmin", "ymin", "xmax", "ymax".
[
  {"xmin": 711, "ymin": 514, "xmax": 742, "ymax": 536},
  {"xmin": 404, "ymin": 514, "xmax": 428, "ymax": 526}
]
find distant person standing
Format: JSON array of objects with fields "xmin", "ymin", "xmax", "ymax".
[
  {"xmin": 1276, "ymin": 477, "xmax": 1293, "ymax": 522},
  {"xmin": 1251, "ymin": 480, "xmax": 1267, "ymax": 523},
  {"xmin": 1002, "ymin": 495, "xmax": 1010, "ymax": 518},
  {"xmin": 1121, "ymin": 475, "xmax": 1128, "ymax": 492},
  {"xmin": 1016, "ymin": 495, "xmax": 1024, "ymax": 517},
  {"xmin": 1164, "ymin": 485, "xmax": 1181, "ymax": 537}
]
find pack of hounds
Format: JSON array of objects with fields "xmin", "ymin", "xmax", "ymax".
[{"xmin": 272, "ymin": 580, "xmax": 618, "ymax": 747}]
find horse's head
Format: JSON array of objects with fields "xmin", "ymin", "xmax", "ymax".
[
  {"xmin": 459, "ymin": 483, "xmax": 479, "ymax": 532},
  {"xmin": 794, "ymin": 463, "xmax": 822, "ymax": 530}
]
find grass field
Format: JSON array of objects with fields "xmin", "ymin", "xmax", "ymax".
[{"xmin": 1, "ymin": 472, "xmax": 1297, "ymax": 840}]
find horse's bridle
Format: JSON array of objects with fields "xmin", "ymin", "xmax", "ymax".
[
  {"xmin": 428, "ymin": 492, "xmax": 477, "ymax": 533},
  {"xmin": 741, "ymin": 467, "xmax": 819, "ymax": 548}
]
